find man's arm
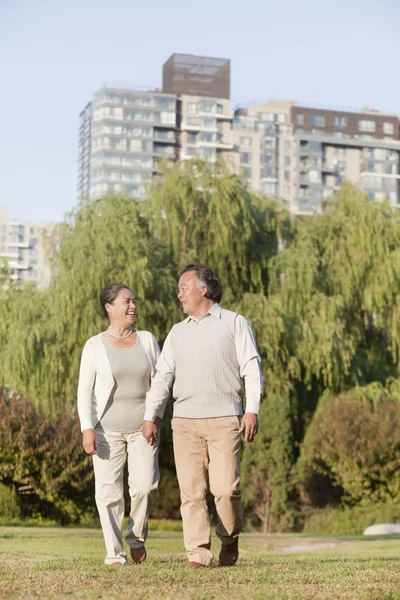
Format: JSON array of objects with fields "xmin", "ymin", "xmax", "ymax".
[
  {"xmin": 142, "ymin": 330, "xmax": 176, "ymax": 445},
  {"xmin": 234, "ymin": 315, "xmax": 263, "ymax": 443}
]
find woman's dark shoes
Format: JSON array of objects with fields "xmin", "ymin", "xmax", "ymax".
[
  {"xmin": 187, "ymin": 561, "xmax": 209, "ymax": 569},
  {"xmin": 130, "ymin": 546, "xmax": 147, "ymax": 564}
]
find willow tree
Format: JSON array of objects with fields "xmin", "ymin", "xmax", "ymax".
[
  {"xmin": 265, "ymin": 184, "xmax": 400, "ymax": 444},
  {"xmin": 145, "ymin": 158, "xmax": 288, "ymax": 302},
  {"xmin": 2, "ymin": 194, "xmax": 176, "ymax": 412}
]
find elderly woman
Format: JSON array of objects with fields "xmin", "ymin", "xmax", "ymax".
[{"xmin": 77, "ymin": 283, "xmax": 161, "ymax": 566}]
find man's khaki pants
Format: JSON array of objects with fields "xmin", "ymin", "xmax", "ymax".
[
  {"xmin": 93, "ymin": 426, "xmax": 159, "ymax": 565},
  {"xmin": 172, "ymin": 416, "xmax": 243, "ymax": 566}
]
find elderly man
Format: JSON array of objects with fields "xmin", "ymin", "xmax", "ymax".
[{"xmin": 142, "ymin": 263, "xmax": 262, "ymax": 568}]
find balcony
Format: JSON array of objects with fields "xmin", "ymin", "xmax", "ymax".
[
  {"xmin": 321, "ymin": 162, "xmax": 335, "ymax": 174},
  {"xmin": 153, "ymin": 131, "xmax": 176, "ymax": 144},
  {"xmin": 182, "ymin": 119, "xmax": 218, "ymax": 133},
  {"xmin": 8, "ymin": 261, "xmax": 29, "ymax": 270},
  {"xmin": 216, "ymin": 135, "xmax": 234, "ymax": 150},
  {"xmin": 7, "ymin": 240, "xmax": 30, "ymax": 249},
  {"xmin": 152, "ymin": 145, "xmax": 176, "ymax": 158}
]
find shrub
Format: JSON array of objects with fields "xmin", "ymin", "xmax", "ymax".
[
  {"xmin": 241, "ymin": 394, "xmax": 297, "ymax": 532},
  {"xmin": 0, "ymin": 482, "xmax": 20, "ymax": 521},
  {"xmin": 0, "ymin": 391, "xmax": 95, "ymax": 524},
  {"xmin": 300, "ymin": 388, "xmax": 400, "ymax": 507},
  {"xmin": 303, "ymin": 502, "xmax": 400, "ymax": 535}
]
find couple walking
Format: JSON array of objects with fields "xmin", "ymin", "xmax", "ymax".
[{"xmin": 77, "ymin": 263, "xmax": 262, "ymax": 568}]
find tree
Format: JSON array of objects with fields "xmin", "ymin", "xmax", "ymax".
[{"xmin": 242, "ymin": 394, "xmax": 297, "ymax": 532}]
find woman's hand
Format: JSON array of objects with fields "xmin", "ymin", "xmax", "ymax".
[{"xmin": 82, "ymin": 428, "xmax": 97, "ymax": 455}]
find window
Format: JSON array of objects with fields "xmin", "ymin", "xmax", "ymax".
[
  {"xmin": 383, "ymin": 122, "xmax": 394, "ymax": 135},
  {"xmin": 284, "ymin": 171, "xmax": 290, "ymax": 182},
  {"xmin": 243, "ymin": 167, "xmax": 252, "ymax": 180},
  {"xmin": 264, "ymin": 152, "xmax": 273, "ymax": 163},
  {"xmin": 259, "ymin": 112, "xmax": 274, "ymax": 122},
  {"xmin": 284, "ymin": 156, "xmax": 291, "ymax": 167},
  {"xmin": 160, "ymin": 112, "xmax": 175, "ymax": 125},
  {"xmin": 130, "ymin": 139, "xmax": 143, "ymax": 151},
  {"xmin": 186, "ymin": 147, "xmax": 196, "ymax": 156},
  {"xmin": 262, "ymin": 182, "xmax": 276, "ymax": 195},
  {"xmin": 240, "ymin": 152, "xmax": 251, "ymax": 164},
  {"xmin": 188, "ymin": 133, "xmax": 197, "ymax": 144},
  {"xmin": 310, "ymin": 115, "xmax": 326, "ymax": 128},
  {"xmin": 296, "ymin": 113, "xmax": 304, "ymax": 125},
  {"xmin": 276, "ymin": 114, "xmax": 286, "ymax": 123},
  {"xmin": 334, "ymin": 116, "xmax": 347, "ymax": 128},
  {"xmin": 240, "ymin": 137, "xmax": 252, "ymax": 147},
  {"xmin": 309, "ymin": 170, "xmax": 321, "ymax": 183},
  {"xmin": 373, "ymin": 148, "xmax": 387, "ymax": 160},
  {"xmin": 188, "ymin": 103, "xmax": 197, "ymax": 115},
  {"xmin": 264, "ymin": 137, "xmax": 276, "ymax": 148},
  {"xmin": 284, "ymin": 141, "xmax": 291, "ymax": 152},
  {"xmin": 359, "ymin": 120, "xmax": 376, "ymax": 132},
  {"xmin": 262, "ymin": 166, "xmax": 274, "ymax": 178}
]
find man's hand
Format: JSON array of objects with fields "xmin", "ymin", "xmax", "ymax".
[
  {"xmin": 141, "ymin": 417, "xmax": 161, "ymax": 446},
  {"xmin": 239, "ymin": 412, "xmax": 258, "ymax": 443},
  {"xmin": 82, "ymin": 428, "xmax": 97, "ymax": 455}
]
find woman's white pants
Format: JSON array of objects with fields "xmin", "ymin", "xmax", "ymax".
[{"xmin": 92, "ymin": 427, "xmax": 159, "ymax": 565}]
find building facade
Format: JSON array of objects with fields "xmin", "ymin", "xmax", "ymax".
[
  {"xmin": 0, "ymin": 207, "xmax": 51, "ymax": 287},
  {"xmin": 78, "ymin": 53, "xmax": 400, "ymax": 215},
  {"xmin": 232, "ymin": 100, "xmax": 400, "ymax": 214},
  {"xmin": 77, "ymin": 87, "xmax": 178, "ymax": 202}
]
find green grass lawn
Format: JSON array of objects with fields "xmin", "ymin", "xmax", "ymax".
[{"xmin": 1, "ymin": 526, "xmax": 400, "ymax": 599}]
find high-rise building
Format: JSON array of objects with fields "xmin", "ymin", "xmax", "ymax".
[
  {"xmin": 0, "ymin": 206, "xmax": 51, "ymax": 287},
  {"xmin": 78, "ymin": 87, "xmax": 178, "ymax": 202},
  {"xmin": 78, "ymin": 54, "xmax": 400, "ymax": 214}
]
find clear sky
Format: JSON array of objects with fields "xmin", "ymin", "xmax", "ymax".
[{"xmin": 0, "ymin": 0, "xmax": 399, "ymax": 223}]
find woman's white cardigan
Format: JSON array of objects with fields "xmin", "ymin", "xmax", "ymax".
[{"xmin": 77, "ymin": 330, "xmax": 160, "ymax": 432}]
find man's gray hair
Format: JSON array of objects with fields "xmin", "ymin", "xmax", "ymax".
[{"xmin": 179, "ymin": 263, "xmax": 222, "ymax": 303}]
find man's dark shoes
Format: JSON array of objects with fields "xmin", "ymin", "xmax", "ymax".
[
  {"xmin": 219, "ymin": 538, "xmax": 239, "ymax": 567},
  {"xmin": 130, "ymin": 546, "xmax": 147, "ymax": 564}
]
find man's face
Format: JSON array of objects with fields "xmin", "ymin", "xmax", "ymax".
[{"xmin": 177, "ymin": 271, "xmax": 206, "ymax": 316}]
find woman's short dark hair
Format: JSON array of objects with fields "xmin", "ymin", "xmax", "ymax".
[
  {"xmin": 99, "ymin": 283, "xmax": 132, "ymax": 320},
  {"xmin": 179, "ymin": 263, "xmax": 222, "ymax": 303}
]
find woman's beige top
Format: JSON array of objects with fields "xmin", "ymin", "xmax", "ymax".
[{"xmin": 99, "ymin": 336, "xmax": 151, "ymax": 432}]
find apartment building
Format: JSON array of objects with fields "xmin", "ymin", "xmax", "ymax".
[
  {"xmin": 233, "ymin": 100, "xmax": 400, "ymax": 214},
  {"xmin": 77, "ymin": 54, "xmax": 233, "ymax": 203},
  {"xmin": 78, "ymin": 53, "xmax": 400, "ymax": 214},
  {"xmin": 77, "ymin": 87, "xmax": 178, "ymax": 201},
  {"xmin": 0, "ymin": 206, "xmax": 51, "ymax": 287}
]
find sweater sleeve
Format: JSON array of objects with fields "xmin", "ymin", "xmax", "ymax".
[
  {"xmin": 143, "ymin": 329, "xmax": 175, "ymax": 421},
  {"xmin": 77, "ymin": 339, "xmax": 96, "ymax": 432}
]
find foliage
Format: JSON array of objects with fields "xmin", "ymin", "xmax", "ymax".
[
  {"xmin": 3, "ymin": 160, "xmax": 400, "ymax": 526},
  {"xmin": 303, "ymin": 502, "xmax": 400, "ymax": 535},
  {"xmin": 241, "ymin": 394, "xmax": 297, "ymax": 532},
  {"xmin": 0, "ymin": 391, "xmax": 95, "ymax": 524},
  {"xmin": 300, "ymin": 386, "xmax": 400, "ymax": 506}
]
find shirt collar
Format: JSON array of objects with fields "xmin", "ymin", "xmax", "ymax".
[{"xmin": 184, "ymin": 303, "xmax": 222, "ymax": 323}]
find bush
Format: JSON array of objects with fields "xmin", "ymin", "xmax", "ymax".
[
  {"xmin": 303, "ymin": 503, "xmax": 400, "ymax": 535},
  {"xmin": 241, "ymin": 394, "xmax": 297, "ymax": 532},
  {"xmin": 0, "ymin": 482, "xmax": 20, "ymax": 521},
  {"xmin": 0, "ymin": 391, "xmax": 96, "ymax": 524},
  {"xmin": 299, "ymin": 388, "xmax": 400, "ymax": 507}
]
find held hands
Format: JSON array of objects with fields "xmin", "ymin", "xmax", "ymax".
[
  {"xmin": 141, "ymin": 417, "xmax": 161, "ymax": 446},
  {"xmin": 82, "ymin": 428, "xmax": 97, "ymax": 455},
  {"xmin": 239, "ymin": 412, "xmax": 258, "ymax": 443}
]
